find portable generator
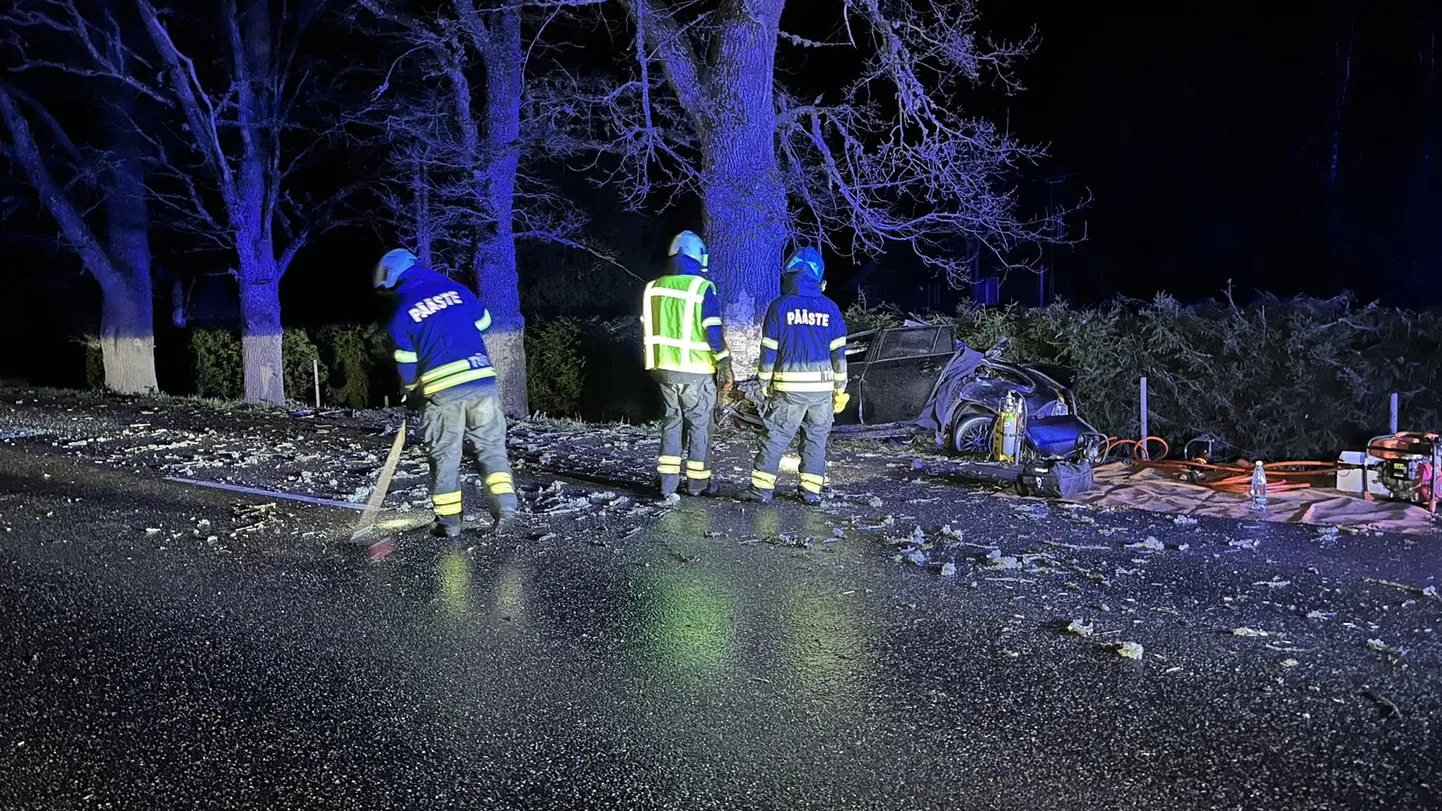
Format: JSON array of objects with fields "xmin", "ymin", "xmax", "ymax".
[{"xmin": 1362, "ymin": 432, "xmax": 1441, "ymax": 513}]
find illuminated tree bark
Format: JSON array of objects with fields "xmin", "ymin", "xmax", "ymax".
[
  {"xmin": 547, "ymin": 0, "xmax": 1062, "ymax": 370},
  {"xmin": 135, "ymin": 0, "xmax": 351, "ymax": 403},
  {"xmin": 0, "ymin": 87, "xmax": 158, "ymax": 394}
]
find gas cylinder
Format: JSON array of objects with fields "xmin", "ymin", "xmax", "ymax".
[{"xmin": 992, "ymin": 392, "xmax": 1023, "ymax": 463}]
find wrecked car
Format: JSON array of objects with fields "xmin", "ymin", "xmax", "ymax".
[{"xmin": 722, "ymin": 324, "xmax": 1106, "ymax": 463}]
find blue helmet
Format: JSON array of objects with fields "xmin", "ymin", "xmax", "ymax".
[
  {"xmin": 373, "ymin": 248, "xmax": 417, "ymax": 289},
  {"xmin": 783, "ymin": 247, "xmax": 825, "ymax": 283},
  {"xmin": 668, "ymin": 230, "xmax": 708, "ymax": 272}
]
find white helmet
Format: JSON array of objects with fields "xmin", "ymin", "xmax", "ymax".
[{"xmin": 668, "ymin": 230, "xmax": 708, "ymax": 272}]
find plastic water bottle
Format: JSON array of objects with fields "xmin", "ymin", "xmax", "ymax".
[{"xmin": 1248, "ymin": 461, "xmax": 1268, "ymax": 512}]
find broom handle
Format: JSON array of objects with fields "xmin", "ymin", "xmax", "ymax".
[{"xmin": 356, "ymin": 419, "xmax": 408, "ymax": 529}]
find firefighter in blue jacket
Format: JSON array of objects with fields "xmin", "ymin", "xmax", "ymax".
[
  {"xmin": 374, "ymin": 249, "xmax": 518, "ymax": 537},
  {"xmin": 641, "ymin": 230, "xmax": 733, "ymax": 498},
  {"xmin": 742, "ymin": 247, "xmax": 849, "ymax": 505}
]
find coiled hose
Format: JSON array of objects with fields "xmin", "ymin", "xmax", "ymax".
[{"xmin": 1103, "ymin": 436, "xmax": 1338, "ymax": 494}]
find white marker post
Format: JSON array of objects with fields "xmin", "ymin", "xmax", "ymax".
[
  {"xmin": 1139, "ymin": 376, "xmax": 1149, "ymax": 442},
  {"xmin": 313, "ymin": 358, "xmax": 321, "ymax": 409}
]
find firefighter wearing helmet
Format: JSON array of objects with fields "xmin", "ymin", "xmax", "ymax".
[
  {"xmin": 640, "ymin": 230, "xmax": 733, "ymax": 498},
  {"xmin": 373, "ymin": 248, "xmax": 518, "ymax": 537},
  {"xmin": 742, "ymin": 246, "xmax": 849, "ymax": 505}
]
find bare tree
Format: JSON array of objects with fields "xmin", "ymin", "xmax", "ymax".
[
  {"xmin": 0, "ymin": 2, "xmax": 158, "ymax": 393},
  {"xmin": 354, "ymin": 0, "xmax": 610, "ymax": 416},
  {"xmin": 4, "ymin": 0, "xmax": 355, "ymax": 403},
  {"xmin": 134, "ymin": 0, "xmax": 357, "ymax": 403},
  {"xmin": 539, "ymin": 0, "xmax": 1066, "ymax": 342}
]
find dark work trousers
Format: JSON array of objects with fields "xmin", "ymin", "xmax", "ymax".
[
  {"xmin": 656, "ymin": 376, "xmax": 717, "ymax": 495},
  {"xmin": 422, "ymin": 389, "xmax": 517, "ymax": 525},
  {"xmin": 750, "ymin": 390, "xmax": 834, "ymax": 496}
]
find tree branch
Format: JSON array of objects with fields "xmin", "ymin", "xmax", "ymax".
[
  {"xmin": 627, "ymin": 0, "xmax": 707, "ymax": 120},
  {"xmin": 276, "ymin": 182, "xmax": 363, "ymax": 276},
  {"xmin": 134, "ymin": 0, "xmax": 236, "ymax": 202},
  {"xmin": 0, "ymin": 85, "xmax": 121, "ymax": 290}
]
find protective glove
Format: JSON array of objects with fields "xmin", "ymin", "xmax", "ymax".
[
  {"xmin": 714, "ymin": 356, "xmax": 735, "ymax": 393},
  {"xmin": 832, "ymin": 390, "xmax": 851, "ymax": 414}
]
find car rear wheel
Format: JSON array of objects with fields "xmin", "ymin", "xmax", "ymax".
[{"xmin": 950, "ymin": 413, "xmax": 994, "ymax": 457}]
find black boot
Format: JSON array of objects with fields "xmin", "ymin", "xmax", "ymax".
[
  {"xmin": 739, "ymin": 487, "xmax": 773, "ymax": 504},
  {"xmin": 493, "ymin": 510, "xmax": 518, "ymax": 536},
  {"xmin": 688, "ymin": 479, "xmax": 721, "ymax": 497},
  {"xmin": 799, "ymin": 490, "xmax": 822, "ymax": 506},
  {"xmin": 430, "ymin": 516, "xmax": 462, "ymax": 539}
]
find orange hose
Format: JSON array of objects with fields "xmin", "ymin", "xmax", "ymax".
[{"xmin": 1105, "ymin": 436, "xmax": 1338, "ymax": 493}]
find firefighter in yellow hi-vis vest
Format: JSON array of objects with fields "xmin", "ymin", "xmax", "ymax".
[{"xmin": 641, "ymin": 231, "xmax": 733, "ymax": 498}]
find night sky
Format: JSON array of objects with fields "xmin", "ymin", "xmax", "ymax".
[{"xmin": 2, "ymin": 0, "xmax": 1437, "ymax": 360}]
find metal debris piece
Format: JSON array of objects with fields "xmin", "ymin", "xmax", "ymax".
[
  {"xmin": 1363, "ymin": 690, "xmax": 1403, "ymax": 720},
  {"xmin": 764, "ymin": 534, "xmax": 814, "ymax": 550},
  {"xmin": 981, "ymin": 549, "xmax": 1022, "ymax": 570},
  {"xmin": 1365, "ymin": 578, "xmax": 1441, "ymax": 600},
  {"xmin": 1065, "ymin": 619, "xmax": 1095, "ymax": 638},
  {"xmin": 1232, "ymin": 627, "xmax": 1270, "ymax": 638},
  {"xmin": 1279, "ymin": 659, "xmax": 1300, "ymax": 668},
  {"xmin": 1366, "ymin": 639, "xmax": 1407, "ymax": 657},
  {"xmin": 232, "ymin": 502, "xmax": 278, "ymax": 520},
  {"xmin": 1117, "ymin": 641, "xmax": 1144, "ymax": 660}
]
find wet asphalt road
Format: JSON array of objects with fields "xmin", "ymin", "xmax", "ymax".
[{"xmin": 1, "ymin": 439, "xmax": 1440, "ymax": 809}]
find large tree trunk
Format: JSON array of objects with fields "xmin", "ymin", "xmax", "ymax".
[
  {"xmin": 238, "ymin": 272, "xmax": 285, "ymax": 404},
  {"xmin": 101, "ymin": 85, "xmax": 158, "ymax": 394},
  {"xmin": 0, "ymin": 84, "xmax": 160, "ymax": 395},
  {"xmin": 699, "ymin": 5, "xmax": 788, "ymax": 377},
  {"xmin": 473, "ymin": 7, "xmax": 528, "ymax": 417},
  {"xmin": 97, "ymin": 278, "xmax": 157, "ymax": 394},
  {"xmin": 413, "ymin": 155, "xmax": 435, "ymax": 268}
]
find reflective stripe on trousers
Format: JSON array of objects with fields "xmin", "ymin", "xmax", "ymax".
[
  {"xmin": 657, "ymin": 377, "xmax": 717, "ymax": 493},
  {"xmin": 751, "ymin": 390, "xmax": 834, "ymax": 494},
  {"xmin": 432, "ymin": 490, "xmax": 463, "ymax": 517},
  {"xmin": 422, "ymin": 392, "xmax": 518, "ymax": 519}
]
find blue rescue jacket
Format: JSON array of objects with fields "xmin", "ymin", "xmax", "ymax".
[
  {"xmin": 387, "ymin": 266, "xmax": 498, "ymax": 400},
  {"xmin": 758, "ymin": 272, "xmax": 848, "ymax": 395}
]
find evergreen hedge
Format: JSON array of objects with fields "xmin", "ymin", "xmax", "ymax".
[
  {"xmin": 847, "ymin": 293, "xmax": 1441, "ymax": 460},
  {"xmin": 153, "ymin": 293, "xmax": 1440, "ymax": 460}
]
